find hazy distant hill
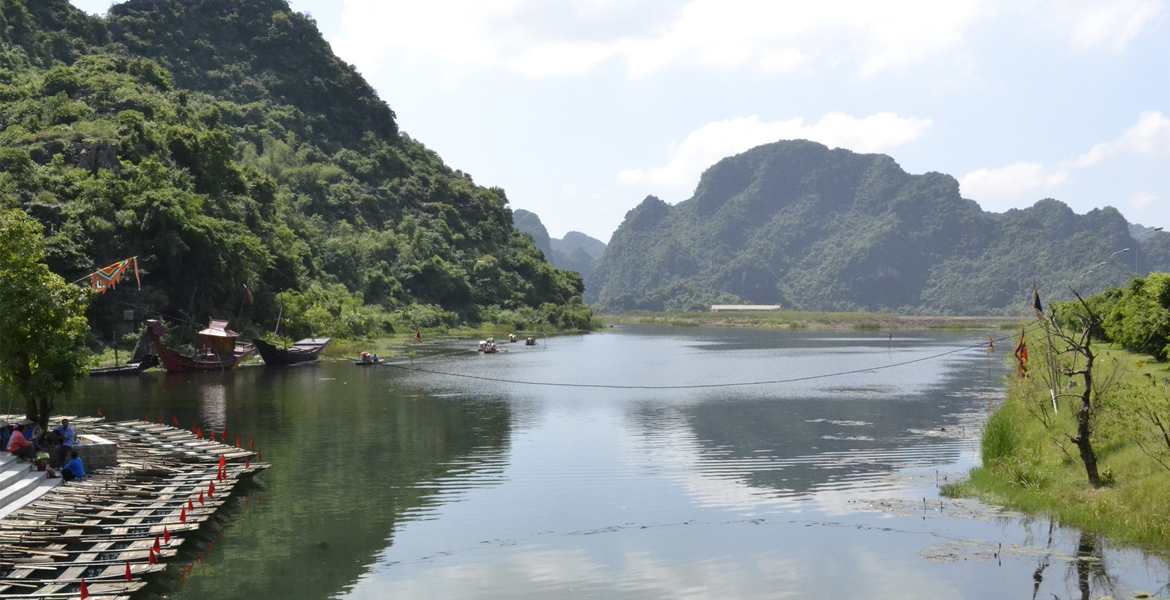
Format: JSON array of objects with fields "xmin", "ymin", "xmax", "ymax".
[
  {"xmin": 513, "ymin": 211, "xmax": 607, "ymax": 278},
  {"xmin": 587, "ymin": 140, "xmax": 1170, "ymax": 314}
]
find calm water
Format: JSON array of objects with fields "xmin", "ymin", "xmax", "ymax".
[{"xmin": 70, "ymin": 326, "xmax": 1170, "ymax": 599}]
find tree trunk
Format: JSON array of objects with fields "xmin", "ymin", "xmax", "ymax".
[{"xmin": 1072, "ymin": 353, "xmax": 1100, "ymax": 486}]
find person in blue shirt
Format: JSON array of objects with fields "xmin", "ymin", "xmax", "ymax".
[
  {"xmin": 51, "ymin": 419, "xmax": 75, "ymax": 466},
  {"xmin": 60, "ymin": 451, "xmax": 84, "ymax": 482}
]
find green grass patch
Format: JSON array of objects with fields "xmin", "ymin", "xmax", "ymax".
[{"xmin": 946, "ymin": 330, "xmax": 1170, "ymax": 551}]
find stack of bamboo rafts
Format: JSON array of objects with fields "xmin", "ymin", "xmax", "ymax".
[{"xmin": 0, "ymin": 417, "xmax": 267, "ymax": 599}]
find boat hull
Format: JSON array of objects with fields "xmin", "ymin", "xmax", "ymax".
[{"xmin": 254, "ymin": 338, "xmax": 330, "ymax": 366}]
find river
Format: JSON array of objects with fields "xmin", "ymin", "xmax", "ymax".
[{"xmin": 71, "ymin": 325, "xmax": 1169, "ymax": 599}]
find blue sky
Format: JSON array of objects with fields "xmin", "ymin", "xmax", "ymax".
[{"xmin": 71, "ymin": 0, "xmax": 1169, "ymax": 241}]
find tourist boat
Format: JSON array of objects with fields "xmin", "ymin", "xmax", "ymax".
[
  {"xmin": 508, "ymin": 334, "xmax": 517, "ymax": 343},
  {"xmin": 253, "ymin": 338, "xmax": 331, "ymax": 366},
  {"xmin": 145, "ymin": 320, "xmax": 254, "ymax": 373},
  {"xmin": 355, "ymin": 352, "xmax": 381, "ymax": 366},
  {"xmin": 525, "ymin": 337, "xmax": 537, "ymax": 346},
  {"xmin": 88, "ymin": 355, "xmax": 159, "ymax": 377}
]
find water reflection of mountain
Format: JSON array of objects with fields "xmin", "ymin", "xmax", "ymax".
[
  {"xmin": 75, "ymin": 364, "xmax": 511, "ymax": 600},
  {"xmin": 630, "ymin": 393, "xmax": 968, "ymax": 502}
]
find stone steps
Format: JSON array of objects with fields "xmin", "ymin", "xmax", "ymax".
[{"xmin": 0, "ymin": 451, "xmax": 60, "ymax": 520}]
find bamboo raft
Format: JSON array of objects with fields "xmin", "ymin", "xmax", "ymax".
[{"xmin": 0, "ymin": 418, "xmax": 268, "ymax": 599}]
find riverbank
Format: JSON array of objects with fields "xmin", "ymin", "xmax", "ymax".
[
  {"xmin": 600, "ymin": 310, "xmax": 1026, "ymax": 331},
  {"xmin": 943, "ymin": 332, "xmax": 1170, "ymax": 550}
]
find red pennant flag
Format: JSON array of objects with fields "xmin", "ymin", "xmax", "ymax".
[
  {"xmin": 192, "ymin": 421, "xmax": 197, "ymax": 431},
  {"xmin": 80, "ymin": 578, "xmax": 89, "ymax": 600},
  {"xmin": 258, "ymin": 450, "xmax": 262, "ymax": 462},
  {"xmin": 208, "ymin": 481, "xmax": 215, "ymax": 499},
  {"xmin": 149, "ymin": 549, "xmax": 157, "ymax": 564},
  {"xmin": 245, "ymin": 458, "xmax": 249, "ymax": 468},
  {"xmin": 188, "ymin": 498, "xmax": 194, "ymax": 511},
  {"xmin": 97, "ymin": 409, "xmax": 102, "ymax": 416},
  {"xmin": 143, "ymin": 412, "xmax": 148, "ymax": 421},
  {"xmin": 198, "ymin": 491, "xmax": 204, "ymax": 505},
  {"xmin": 219, "ymin": 455, "xmax": 226, "ymax": 468},
  {"xmin": 250, "ymin": 438, "xmax": 254, "ymax": 449},
  {"xmin": 196, "ymin": 428, "xmax": 201, "ymax": 438},
  {"xmin": 153, "ymin": 534, "xmax": 161, "ymax": 554},
  {"xmin": 222, "ymin": 429, "xmax": 227, "ymax": 439},
  {"xmin": 210, "ymin": 431, "xmax": 216, "ymax": 441},
  {"xmin": 235, "ymin": 436, "xmax": 240, "ymax": 448},
  {"xmin": 158, "ymin": 417, "xmax": 162, "ymax": 424},
  {"xmin": 173, "ymin": 417, "xmax": 179, "ymax": 425},
  {"xmin": 180, "ymin": 507, "xmax": 187, "ymax": 522},
  {"xmin": 125, "ymin": 561, "xmax": 132, "ymax": 582},
  {"xmin": 164, "ymin": 527, "xmax": 171, "ymax": 544}
]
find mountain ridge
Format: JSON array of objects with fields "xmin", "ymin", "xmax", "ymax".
[{"xmin": 587, "ymin": 139, "xmax": 1169, "ymax": 314}]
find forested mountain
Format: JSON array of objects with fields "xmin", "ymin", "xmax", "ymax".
[
  {"xmin": 512, "ymin": 209, "xmax": 606, "ymax": 278},
  {"xmin": 588, "ymin": 140, "xmax": 1170, "ymax": 314},
  {"xmin": 0, "ymin": 0, "xmax": 590, "ymax": 337}
]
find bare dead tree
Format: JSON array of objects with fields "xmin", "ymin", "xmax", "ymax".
[{"xmin": 1043, "ymin": 290, "xmax": 1107, "ymax": 486}]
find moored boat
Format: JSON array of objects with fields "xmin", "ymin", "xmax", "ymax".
[
  {"xmin": 253, "ymin": 338, "xmax": 331, "ymax": 366},
  {"xmin": 87, "ymin": 355, "xmax": 159, "ymax": 377},
  {"xmin": 145, "ymin": 320, "xmax": 254, "ymax": 373}
]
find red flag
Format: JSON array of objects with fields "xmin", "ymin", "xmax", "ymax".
[
  {"xmin": 125, "ymin": 561, "xmax": 132, "ymax": 582},
  {"xmin": 196, "ymin": 428, "xmax": 201, "ymax": 438},
  {"xmin": 173, "ymin": 417, "xmax": 179, "ymax": 425},
  {"xmin": 208, "ymin": 481, "xmax": 215, "ymax": 499},
  {"xmin": 180, "ymin": 507, "xmax": 187, "ymax": 523},
  {"xmin": 210, "ymin": 431, "xmax": 216, "ymax": 441},
  {"xmin": 198, "ymin": 491, "xmax": 204, "ymax": 505},
  {"xmin": 164, "ymin": 527, "xmax": 171, "ymax": 544},
  {"xmin": 219, "ymin": 455, "xmax": 226, "ymax": 468},
  {"xmin": 192, "ymin": 422, "xmax": 197, "ymax": 432},
  {"xmin": 97, "ymin": 409, "xmax": 102, "ymax": 416},
  {"xmin": 415, "ymin": 329, "xmax": 422, "ymax": 343},
  {"xmin": 153, "ymin": 534, "xmax": 161, "ymax": 554},
  {"xmin": 245, "ymin": 458, "xmax": 249, "ymax": 468},
  {"xmin": 222, "ymin": 428, "xmax": 227, "ymax": 439},
  {"xmin": 80, "ymin": 578, "xmax": 89, "ymax": 599},
  {"xmin": 258, "ymin": 450, "xmax": 262, "ymax": 462},
  {"xmin": 235, "ymin": 436, "xmax": 240, "ymax": 448},
  {"xmin": 143, "ymin": 412, "xmax": 148, "ymax": 421},
  {"xmin": 158, "ymin": 417, "xmax": 162, "ymax": 424},
  {"xmin": 149, "ymin": 549, "xmax": 157, "ymax": 564},
  {"xmin": 188, "ymin": 498, "xmax": 194, "ymax": 511}
]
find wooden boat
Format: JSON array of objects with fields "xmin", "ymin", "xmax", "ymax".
[
  {"xmin": 525, "ymin": 337, "xmax": 537, "ymax": 346},
  {"xmin": 145, "ymin": 320, "xmax": 254, "ymax": 373},
  {"xmin": 253, "ymin": 338, "xmax": 330, "ymax": 366},
  {"xmin": 87, "ymin": 355, "xmax": 158, "ymax": 377}
]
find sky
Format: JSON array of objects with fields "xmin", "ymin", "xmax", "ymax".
[{"xmin": 70, "ymin": 0, "xmax": 1169, "ymax": 242}]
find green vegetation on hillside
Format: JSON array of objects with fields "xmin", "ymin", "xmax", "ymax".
[
  {"xmin": 512, "ymin": 209, "xmax": 607, "ymax": 279},
  {"xmin": 946, "ymin": 275, "xmax": 1170, "ymax": 548},
  {"xmin": 0, "ymin": 0, "xmax": 590, "ymax": 342},
  {"xmin": 589, "ymin": 140, "xmax": 1170, "ymax": 315}
]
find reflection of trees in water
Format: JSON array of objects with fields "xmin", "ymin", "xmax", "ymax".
[
  {"xmin": 1026, "ymin": 524, "xmax": 1118, "ymax": 600},
  {"xmin": 92, "ymin": 366, "xmax": 514, "ymax": 600}
]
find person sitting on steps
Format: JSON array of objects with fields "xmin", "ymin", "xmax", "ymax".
[
  {"xmin": 60, "ymin": 451, "xmax": 85, "ymax": 482},
  {"xmin": 50, "ymin": 418, "xmax": 75, "ymax": 466},
  {"xmin": 7, "ymin": 424, "xmax": 36, "ymax": 460}
]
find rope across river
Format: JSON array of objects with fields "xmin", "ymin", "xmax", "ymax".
[{"xmin": 344, "ymin": 325, "xmax": 1038, "ymax": 391}]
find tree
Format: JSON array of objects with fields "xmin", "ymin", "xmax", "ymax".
[
  {"xmin": 1043, "ymin": 291, "xmax": 1111, "ymax": 486},
  {"xmin": 0, "ymin": 209, "xmax": 91, "ymax": 433}
]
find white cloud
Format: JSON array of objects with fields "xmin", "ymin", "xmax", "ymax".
[
  {"xmin": 958, "ymin": 162, "xmax": 1069, "ymax": 211},
  {"xmin": 618, "ymin": 113, "xmax": 932, "ymax": 191},
  {"xmin": 332, "ymin": 0, "xmax": 991, "ymax": 78},
  {"xmin": 331, "ymin": 1, "xmax": 1164, "ymax": 78},
  {"xmin": 1076, "ymin": 110, "xmax": 1170, "ymax": 166},
  {"xmin": 1129, "ymin": 191, "xmax": 1159, "ymax": 210},
  {"xmin": 1046, "ymin": 0, "xmax": 1164, "ymax": 50}
]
